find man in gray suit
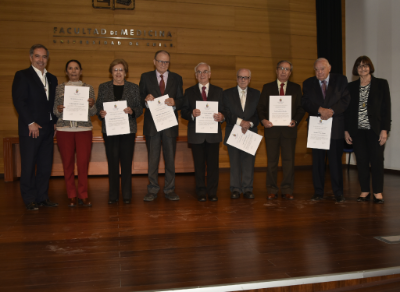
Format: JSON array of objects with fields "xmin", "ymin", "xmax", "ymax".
[
  {"xmin": 223, "ymin": 69, "xmax": 260, "ymax": 199},
  {"xmin": 139, "ymin": 50, "xmax": 184, "ymax": 202},
  {"xmin": 181, "ymin": 63, "xmax": 225, "ymax": 202},
  {"xmin": 257, "ymin": 60, "xmax": 305, "ymax": 200}
]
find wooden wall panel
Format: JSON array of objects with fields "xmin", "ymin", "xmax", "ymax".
[{"xmin": 0, "ymin": 0, "xmax": 320, "ymax": 174}]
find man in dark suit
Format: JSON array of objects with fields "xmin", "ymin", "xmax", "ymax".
[
  {"xmin": 257, "ymin": 60, "xmax": 305, "ymax": 200},
  {"xmin": 12, "ymin": 44, "xmax": 59, "ymax": 210},
  {"xmin": 181, "ymin": 62, "xmax": 225, "ymax": 202},
  {"xmin": 223, "ymin": 68, "xmax": 260, "ymax": 199},
  {"xmin": 302, "ymin": 58, "xmax": 350, "ymax": 202},
  {"xmin": 139, "ymin": 50, "xmax": 183, "ymax": 202}
]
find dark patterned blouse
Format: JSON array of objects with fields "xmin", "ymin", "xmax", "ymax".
[{"xmin": 358, "ymin": 83, "xmax": 371, "ymax": 130}]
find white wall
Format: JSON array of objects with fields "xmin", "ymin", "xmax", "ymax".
[{"xmin": 346, "ymin": 0, "xmax": 400, "ymax": 170}]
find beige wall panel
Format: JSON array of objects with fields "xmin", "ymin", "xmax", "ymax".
[
  {"xmin": 116, "ymin": 2, "xmax": 235, "ymax": 30},
  {"xmin": 236, "ymin": 8, "xmax": 316, "ymax": 37},
  {"xmin": 289, "ymin": 0, "xmax": 316, "ymax": 13},
  {"xmin": 147, "ymin": 0, "xmax": 290, "ymax": 10},
  {"xmin": 0, "ymin": 0, "xmax": 114, "ymax": 24}
]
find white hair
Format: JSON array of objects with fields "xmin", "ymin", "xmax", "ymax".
[
  {"xmin": 236, "ymin": 68, "xmax": 251, "ymax": 77},
  {"xmin": 194, "ymin": 62, "xmax": 211, "ymax": 73}
]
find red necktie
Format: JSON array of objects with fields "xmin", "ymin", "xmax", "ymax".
[
  {"xmin": 280, "ymin": 83, "xmax": 284, "ymax": 96},
  {"xmin": 321, "ymin": 80, "xmax": 326, "ymax": 99},
  {"xmin": 159, "ymin": 75, "xmax": 165, "ymax": 95},
  {"xmin": 202, "ymin": 86, "xmax": 207, "ymax": 101}
]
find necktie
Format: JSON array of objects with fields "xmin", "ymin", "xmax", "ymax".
[
  {"xmin": 321, "ymin": 80, "xmax": 326, "ymax": 99},
  {"xmin": 240, "ymin": 90, "xmax": 246, "ymax": 111},
  {"xmin": 280, "ymin": 83, "xmax": 284, "ymax": 96},
  {"xmin": 202, "ymin": 86, "xmax": 207, "ymax": 101},
  {"xmin": 159, "ymin": 75, "xmax": 165, "ymax": 95}
]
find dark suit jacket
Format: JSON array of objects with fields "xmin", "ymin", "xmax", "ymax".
[
  {"xmin": 139, "ymin": 70, "xmax": 183, "ymax": 137},
  {"xmin": 302, "ymin": 73, "xmax": 350, "ymax": 140},
  {"xmin": 257, "ymin": 81, "xmax": 305, "ymax": 139},
  {"xmin": 223, "ymin": 86, "xmax": 260, "ymax": 144},
  {"xmin": 12, "ymin": 67, "xmax": 58, "ymax": 136},
  {"xmin": 345, "ymin": 76, "xmax": 391, "ymax": 137},
  {"xmin": 96, "ymin": 80, "xmax": 143, "ymax": 134},
  {"xmin": 181, "ymin": 84, "xmax": 225, "ymax": 144}
]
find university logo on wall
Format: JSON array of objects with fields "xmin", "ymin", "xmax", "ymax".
[{"xmin": 92, "ymin": 0, "xmax": 134, "ymax": 10}]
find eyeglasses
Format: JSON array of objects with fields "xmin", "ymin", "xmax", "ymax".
[
  {"xmin": 277, "ymin": 67, "xmax": 290, "ymax": 72},
  {"xmin": 237, "ymin": 76, "xmax": 250, "ymax": 81},
  {"xmin": 358, "ymin": 64, "xmax": 369, "ymax": 70},
  {"xmin": 156, "ymin": 60, "xmax": 170, "ymax": 65},
  {"xmin": 113, "ymin": 68, "xmax": 124, "ymax": 72},
  {"xmin": 196, "ymin": 70, "xmax": 209, "ymax": 75}
]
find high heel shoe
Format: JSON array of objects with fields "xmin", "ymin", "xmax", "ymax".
[
  {"xmin": 80, "ymin": 198, "xmax": 92, "ymax": 207},
  {"xmin": 373, "ymin": 194, "xmax": 384, "ymax": 204},
  {"xmin": 357, "ymin": 193, "xmax": 370, "ymax": 202},
  {"xmin": 69, "ymin": 197, "xmax": 76, "ymax": 207}
]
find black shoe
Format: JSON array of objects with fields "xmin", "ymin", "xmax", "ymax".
[
  {"xmin": 37, "ymin": 199, "xmax": 58, "ymax": 207},
  {"xmin": 311, "ymin": 195, "xmax": 323, "ymax": 201},
  {"xmin": 373, "ymin": 194, "xmax": 384, "ymax": 204},
  {"xmin": 77, "ymin": 198, "xmax": 84, "ymax": 205},
  {"xmin": 357, "ymin": 193, "xmax": 371, "ymax": 202},
  {"xmin": 336, "ymin": 196, "xmax": 345, "ymax": 203},
  {"xmin": 143, "ymin": 193, "xmax": 157, "ymax": 202},
  {"xmin": 124, "ymin": 199, "xmax": 131, "ymax": 204},
  {"xmin": 165, "ymin": 192, "xmax": 180, "ymax": 201},
  {"xmin": 243, "ymin": 192, "xmax": 255, "ymax": 199},
  {"xmin": 108, "ymin": 199, "xmax": 119, "ymax": 204},
  {"xmin": 26, "ymin": 202, "xmax": 38, "ymax": 210},
  {"xmin": 208, "ymin": 195, "xmax": 218, "ymax": 202},
  {"xmin": 198, "ymin": 194, "xmax": 206, "ymax": 202},
  {"xmin": 231, "ymin": 191, "xmax": 240, "ymax": 199}
]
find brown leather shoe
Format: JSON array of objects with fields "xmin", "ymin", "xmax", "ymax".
[
  {"xmin": 282, "ymin": 194, "xmax": 294, "ymax": 200},
  {"xmin": 267, "ymin": 194, "xmax": 278, "ymax": 200}
]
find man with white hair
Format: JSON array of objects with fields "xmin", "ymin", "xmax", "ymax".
[
  {"xmin": 223, "ymin": 68, "xmax": 260, "ymax": 199},
  {"xmin": 302, "ymin": 58, "xmax": 350, "ymax": 203},
  {"xmin": 181, "ymin": 62, "xmax": 225, "ymax": 202}
]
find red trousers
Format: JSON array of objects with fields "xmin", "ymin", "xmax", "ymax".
[{"xmin": 56, "ymin": 131, "xmax": 92, "ymax": 199}]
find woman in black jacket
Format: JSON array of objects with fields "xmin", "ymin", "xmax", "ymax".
[
  {"xmin": 344, "ymin": 56, "xmax": 391, "ymax": 204},
  {"xmin": 96, "ymin": 59, "xmax": 143, "ymax": 204}
]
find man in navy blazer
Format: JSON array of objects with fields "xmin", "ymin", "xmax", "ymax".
[
  {"xmin": 12, "ymin": 44, "xmax": 58, "ymax": 210},
  {"xmin": 139, "ymin": 50, "xmax": 183, "ymax": 202},
  {"xmin": 257, "ymin": 60, "xmax": 305, "ymax": 200},
  {"xmin": 223, "ymin": 69, "xmax": 260, "ymax": 199},
  {"xmin": 302, "ymin": 58, "xmax": 350, "ymax": 203},
  {"xmin": 181, "ymin": 62, "xmax": 225, "ymax": 202}
]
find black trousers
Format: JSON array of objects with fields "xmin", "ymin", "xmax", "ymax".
[
  {"xmin": 265, "ymin": 136, "xmax": 297, "ymax": 195},
  {"xmin": 103, "ymin": 133, "xmax": 135, "ymax": 200},
  {"xmin": 312, "ymin": 138, "xmax": 344, "ymax": 198},
  {"xmin": 19, "ymin": 125, "xmax": 54, "ymax": 205},
  {"xmin": 352, "ymin": 129, "xmax": 385, "ymax": 193},
  {"xmin": 191, "ymin": 141, "xmax": 219, "ymax": 197}
]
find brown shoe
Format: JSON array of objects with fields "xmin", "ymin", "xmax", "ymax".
[
  {"xmin": 282, "ymin": 194, "xmax": 294, "ymax": 200},
  {"xmin": 267, "ymin": 194, "xmax": 278, "ymax": 200}
]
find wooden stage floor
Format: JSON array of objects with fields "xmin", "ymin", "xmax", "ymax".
[{"xmin": 1, "ymin": 168, "xmax": 400, "ymax": 292}]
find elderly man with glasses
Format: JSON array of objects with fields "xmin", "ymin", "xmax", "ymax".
[
  {"xmin": 181, "ymin": 62, "xmax": 225, "ymax": 202},
  {"xmin": 139, "ymin": 50, "xmax": 184, "ymax": 202},
  {"xmin": 222, "ymin": 69, "xmax": 260, "ymax": 199},
  {"xmin": 257, "ymin": 60, "xmax": 305, "ymax": 200}
]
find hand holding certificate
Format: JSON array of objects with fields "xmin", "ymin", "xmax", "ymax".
[
  {"xmin": 103, "ymin": 100, "xmax": 130, "ymax": 136},
  {"xmin": 147, "ymin": 94, "xmax": 178, "ymax": 132},
  {"xmin": 63, "ymin": 86, "xmax": 89, "ymax": 121},
  {"xmin": 269, "ymin": 95, "xmax": 292, "ymax": 126},
  {"xmin": 195, "ymin": 101, "xmax": 218, "ymax": 133},
  {"xmin": 306, "ymin": 116, "xmax": 333, "ymax": 150},
  {"xmin": 226, "ymin": 124, "xmax": 263, "ymax": 156}
]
